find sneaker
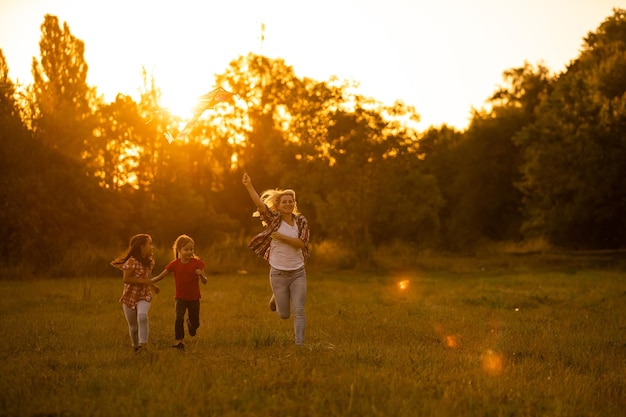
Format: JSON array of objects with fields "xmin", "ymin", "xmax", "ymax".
[
  {"xmin": 172, "ymin": 342, "xmax": 185, "ymax": 350},
  {"xmin": 134, "ymin": 345, "xmax": 144, "ymax": 353},
  {"xmin": 269, "ymin": 295, "xmax": 276, "ymax": 312},
  {"xmin": 187, "ymin": 318, "xmax": 197, "ymax": 337}
]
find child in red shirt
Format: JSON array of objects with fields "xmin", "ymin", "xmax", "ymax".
[{"xmin": 151, "ymin": 234, "xmax": 207, "ymax": 350}]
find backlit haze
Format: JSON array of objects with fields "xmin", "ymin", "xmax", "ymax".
[{"xmin": 0, "ymin": 0, "xmax": 624, "ymax": 130}]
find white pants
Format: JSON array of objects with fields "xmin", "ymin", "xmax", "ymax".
[{"xmin": 122, "ymin": 300, "xmax": 151, "ymax": 348}]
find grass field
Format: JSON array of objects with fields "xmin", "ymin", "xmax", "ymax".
[{"xmin": 1, "ymin": 254, "xmax": 625, "ymax": 417}]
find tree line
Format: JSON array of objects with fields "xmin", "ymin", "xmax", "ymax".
[{"xmin": 1, "ymin": 10, "xmax": 625, "ymax": 271}]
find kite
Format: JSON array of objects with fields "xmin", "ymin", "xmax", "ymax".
[{"xmin": 164, "ymin": 87, "xmax": 238, "ymax": 143}]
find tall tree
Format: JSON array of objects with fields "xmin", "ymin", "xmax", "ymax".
[
  {"xmin": 421, "ymin": 63, "xmax": 552, "ymax": 250},
  {"xmin": 1, "ymin": 49, "xmax": 123, "ymax": 269},
  {"xmin": 419, "ymin": 125, "xmax": 468, "ymax": 249},
  {"xmin": 0, "ymin": 50, "xmax": 27, "ymax": 145},
  {"xmin": 90, "ymin": 94, "xmax": 143, "ymax": 190},
  {"xmin": 515, "ymin": 9, "xmax": 626, "ymax": 248},
  {"xmin": 31, "ymin": 14, "xmax": 95, "ymax": 160},
  {"xmin": 0, "ymin": 49, "xmax": 31, "ymax": 261}
]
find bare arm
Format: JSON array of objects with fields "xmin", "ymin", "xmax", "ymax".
[
  {"xmin": 242, "ymin": 172, "xmax": 266, "ymax": 213},
  {"xmin": 151, "ymin": 268, "xmax": 171, "ymax": 283}
]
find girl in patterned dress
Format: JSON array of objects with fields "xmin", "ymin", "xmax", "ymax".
[{"xmin": 111, "ymin": 234, "xmax": 159, "ymax": 352}]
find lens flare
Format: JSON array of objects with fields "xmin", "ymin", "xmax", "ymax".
[
  {"xmin": 445, "ymin": 335, "xmax": 459, "ymax": 348},
  {"xmin": 397, "ymin": 280, "xmax": 410, "ymax": 290},
  {"xmin": 481, "ymin": 349, "xmax": 504, "ymax": 376}
]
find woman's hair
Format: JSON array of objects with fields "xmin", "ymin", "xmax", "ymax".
[
  {"xmin": 254, "ymin": 189, "xmax": 300, "ymax": 217},
  {"xmin": 173, "ymin": 234, "xmax": 195, "ymax": 259},
  {"xmin": 111, "ymin": 234, "xmax": 153, "ymax": 268}
]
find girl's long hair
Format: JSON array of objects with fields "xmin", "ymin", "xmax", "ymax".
[{"xmin": 111, "ymin": 234, "xmax": 153, "ymax": 269}]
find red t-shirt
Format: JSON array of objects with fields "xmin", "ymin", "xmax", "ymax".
[{"xmin": 165, "ymin": 258, "xmax": 206, "ymax": 300}]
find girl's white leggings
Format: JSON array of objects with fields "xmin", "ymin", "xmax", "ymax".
[{"xmin": 122, "ymin": 300, "xmax": 151, "ymax": 348}]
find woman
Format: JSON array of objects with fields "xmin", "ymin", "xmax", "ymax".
[{"xmin": 242, "ymin": 172, "xmax": 310, "ymax": 345}]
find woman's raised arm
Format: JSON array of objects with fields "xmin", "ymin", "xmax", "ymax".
[{"xmin": 242, "ymin": 172, "xmax": 266, "ymax": 213}]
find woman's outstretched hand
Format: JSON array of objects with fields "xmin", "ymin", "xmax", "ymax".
[
  {"xmin": 242, "ymin": 171, "xmax": 264, "ymax": 211},
  {"xmin": 242, "ymin": 172, "xmax": 251, "ymax": 186}
]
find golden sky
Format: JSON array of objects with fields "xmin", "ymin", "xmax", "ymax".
[{"xmin": 1, "ymin": 0, "xmax": 624, "ymax": 129}]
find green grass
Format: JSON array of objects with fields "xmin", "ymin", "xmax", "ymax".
[{"xmin": 1, "ymin": 257, "xmax": 625, "ymax": 417}]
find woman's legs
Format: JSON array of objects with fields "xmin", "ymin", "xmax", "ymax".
[
  {"xmin": 270, "ymin": 267, "xmax": 307, "ymax": 345},
  {"xmin": 270, "ymin": 268, "xmax": 291, "ymax": 319},
  {"xmin": 290, "ymin": 268, "xmax": 307, "ymax": 345}
]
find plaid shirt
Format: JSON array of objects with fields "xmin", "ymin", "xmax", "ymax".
[
  {"xmin": 118, "ymin": 257, "xmax": 155, "ymax": 308},
  {"xmin": 248, "ymin": 205, "xmax": 310, "ymax": 262}
]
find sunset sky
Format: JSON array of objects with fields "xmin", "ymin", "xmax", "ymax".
[{"xmin": 0, "ymin": 0, "xmax": 624, "ymax": 129}]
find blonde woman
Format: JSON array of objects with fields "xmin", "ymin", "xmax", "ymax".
[{"xmin": 242, "ymin": 172, "xmax": 310, "ymax": 345}]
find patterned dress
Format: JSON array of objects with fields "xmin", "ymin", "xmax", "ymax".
[{"xmin": 118, "ymin": 257, "xmax": 155, "ymax": 308}]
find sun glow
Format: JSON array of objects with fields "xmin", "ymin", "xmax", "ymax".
[
  {"xmin": 160, "ymin": 90, "xmax": 198, "ymax": 120},
  {"xmin": 445, "ymin": 335, "xmax": 459, "ymax": 348},
  {"xmin": 397, "ymin": 280, "xmax": 410, "ymax": 291}
]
